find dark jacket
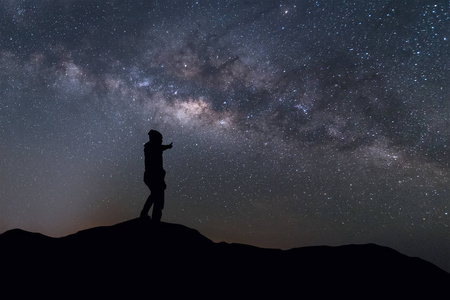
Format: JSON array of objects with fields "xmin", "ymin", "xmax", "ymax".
[{"xmin": 143, "ymin": 141, "xmax": 171, "ymax": 189}]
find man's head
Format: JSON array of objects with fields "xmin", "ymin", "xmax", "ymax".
[{"xmin": 148, "ymin": 130, "xmax": 163, "ymax": 144}]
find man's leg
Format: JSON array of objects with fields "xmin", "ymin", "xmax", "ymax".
[
  {"xmin": 140, "ymin": 193, "xmax": 153, "ymax": 219},
  {"xmin": 152, "ymin": 190, "xmax": 164, "ymax": 222}
]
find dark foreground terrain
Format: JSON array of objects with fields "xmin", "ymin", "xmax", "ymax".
[{"xmin": 1, "ymin": 219, "xmax": 448, "ymax": 298}]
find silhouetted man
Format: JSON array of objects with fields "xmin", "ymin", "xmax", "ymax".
[{"xmin": 140, "ymin": 130, "xmax": 173, "ymax": 221}]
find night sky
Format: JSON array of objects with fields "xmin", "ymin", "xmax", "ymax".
[{"xmin": 0, "ymin": 0, "xmax": 449, "ymax": 272}]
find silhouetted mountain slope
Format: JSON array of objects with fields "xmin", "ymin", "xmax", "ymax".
[{"xmin": 1, "ymin": 219, "xmax": 448, "ymax": 298}]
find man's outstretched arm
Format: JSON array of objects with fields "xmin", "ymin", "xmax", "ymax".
[{"xmin": 162, "ymin": 142, "xmax": 173, "ymax": 151}]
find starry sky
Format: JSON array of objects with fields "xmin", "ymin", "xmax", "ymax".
[{"xmin": 0, "ymin": 0, "xmax": 449, "ymax": 271}]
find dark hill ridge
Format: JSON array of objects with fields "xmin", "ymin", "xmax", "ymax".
[{"xmin": 1, "ymin": 219, "xmax": 448, "ymax": 298}]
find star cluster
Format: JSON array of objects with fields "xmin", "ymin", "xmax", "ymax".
[{"xmin": 0, "ymin": 1, "xmax": 448, "ymax": 271}]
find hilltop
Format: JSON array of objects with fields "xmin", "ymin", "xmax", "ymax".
[{"xmin": 1, "ymin": 218, "xmax": 448, "ymax": 298}]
